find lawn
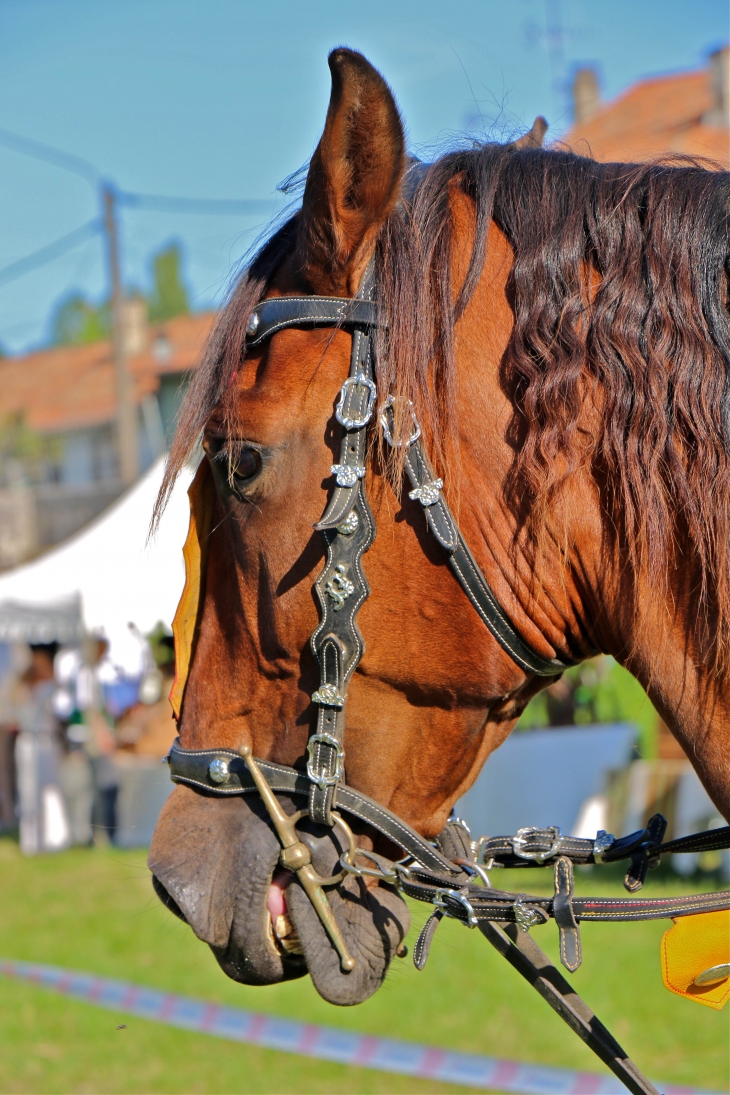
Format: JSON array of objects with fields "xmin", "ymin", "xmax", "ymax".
[{"xmin": 0, "ymin": 836, "xmax": 726, "ymax": 1093}]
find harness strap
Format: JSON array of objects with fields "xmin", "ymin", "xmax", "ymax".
[
  {"xmin": 472, "ymin": 816, "xmax": 730, "ymax": 880},
  {"xmin": 398, "ymin": 873, "xmax": 730, "ymax": 926},
  {"xmin": 481, "ymin": 921, "xmax": 661, "ymax": 1095}
]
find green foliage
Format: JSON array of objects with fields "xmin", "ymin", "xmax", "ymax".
[
  {"xmin": 0, "ymin": 412, "xmax": 63, "ymax": 487},
  {"xmin": 147, "ymin": 621, "xmax": 175, "ymax": 670},
  {"xmin": 48, "ymin": 242, "xmax": 190, "ymax": 348},
  {"xmin": 50, "ymin": 293, "xmax": 110, "ymax": 346},
  {"xmin": 517, "ymin": 655, "xmax": 658, "ymax": 757},
  {"xmin": 147, "ymin": 243, "xmax": 190, "ymax": 323},
  {"xmin": 0, "ymin": 840, "xmax": 724, "ymax": 1092}
]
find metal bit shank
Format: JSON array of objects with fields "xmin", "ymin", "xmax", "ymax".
[{"xmin": 239, "ymin": 746, "xmax": 355, "ymax": 972}]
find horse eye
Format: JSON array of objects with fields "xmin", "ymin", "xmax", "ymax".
[{"xmin": 232, "ymin": 448, "xmax": 261, "ymax": 482}]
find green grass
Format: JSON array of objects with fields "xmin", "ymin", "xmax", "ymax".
[{"xmin": 0, "ymin": 837, "xmax": 726, "ymax": 1093}]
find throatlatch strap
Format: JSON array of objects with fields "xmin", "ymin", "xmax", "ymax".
[{"xmin": 399, "ymin": 426, "xmax": 575, "ymax": 677}]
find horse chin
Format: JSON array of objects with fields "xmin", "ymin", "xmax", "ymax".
[{"xmin": 148, "ymin": 784, "xmax": 410, "ymax": 1005}]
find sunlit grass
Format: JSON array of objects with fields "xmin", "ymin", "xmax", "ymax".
[{"xmin": 0, "ymin": 837, "xmax": 726, "ymax": 1093}]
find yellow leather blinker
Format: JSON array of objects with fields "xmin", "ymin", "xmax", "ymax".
[
  {"xmin": 169, "ymin": 459, "xmax": 215, "ymax": 720},
  {"xmin": 661, "ymin": 909, "xmax": 730, "ymax": 1010}
]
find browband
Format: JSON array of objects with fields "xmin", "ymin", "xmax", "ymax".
[{"xmin": 246, "ymin": 297, "xmax": 383, "ymax": 348}]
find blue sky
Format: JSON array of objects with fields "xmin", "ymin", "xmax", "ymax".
[{"xmin": 0, "ymin": 0, "xmax": 727, "ymax": 354}]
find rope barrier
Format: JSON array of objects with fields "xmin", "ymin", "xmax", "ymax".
[{"xmin": 0, "ymin": 960, "xmax": 713, "ymax": 1095}]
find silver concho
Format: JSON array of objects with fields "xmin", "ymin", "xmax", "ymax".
[
  {"xmin": 208, "ymin": 758, "xmax": 230, "ymax": 785},
  {"xmin": 694, "ymin": 963, "xmax": 730, "ymax": 986},
  {"xmin": 325, "ymin": 564, "xmax": 355, "ymax": 610},
  {"xmin": 245, "ymin": 312, "xmax": 259, "ymax": 337},
  {"xmin": 331, "ymin": 463, "xmax": 366, "ymax": 488},
  {"xmin": 311, "ymin": 684, "xmax": 345, "ymax": 708},
  {"xmin": 336, "ymin": 511, "xmax": 359, "ymax": 536},
  {"xmin": 409, "ymin": 478, "xmax": 444, "ymax": 507}
]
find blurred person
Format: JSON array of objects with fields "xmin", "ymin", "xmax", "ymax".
[
  {"xmin": 0, "ymin": 642, "xmax": 22, "ymax": 830},
  {"xmin": 56, "ymin": 634, "xmax": 120, "ymax": 843},
  {"xmin": 14, "ymin": 642, "xmax": 70, "ymax": 855},
  {"xmin": 116, "ymin": 632, "xmax": 177, "ymax": 759}
]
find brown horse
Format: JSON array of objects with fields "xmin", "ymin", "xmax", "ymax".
[{"xmin": 149, "ymin": 49, "xmax": 730, "ymax": 1008}]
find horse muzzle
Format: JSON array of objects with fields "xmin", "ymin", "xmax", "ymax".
[{"xmin": 148, "ymin": 782, "xmax": 410, "ymax": 1005}]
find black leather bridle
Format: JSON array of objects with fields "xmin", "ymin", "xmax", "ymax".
[{"xmin": 166, "ymin": 193, "xmax": 730, "ymax": 1095}]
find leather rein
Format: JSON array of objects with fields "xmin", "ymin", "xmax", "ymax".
[{"xmin": 166, "ymin": 235, "xmax": 730, "ymax": 1095}]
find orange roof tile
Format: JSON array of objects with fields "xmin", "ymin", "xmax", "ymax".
[
  {"xmin": 564, "ymin": 68, "xmax": 729, "ymax": 168},
  {"xmin": 0, "ymin": 312, "xmax": 215, "ymax": 433}
]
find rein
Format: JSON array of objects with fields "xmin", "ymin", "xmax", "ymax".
[{"xmin": 166, "ymin": 247, "xmax": 730, "ymax": 1095}]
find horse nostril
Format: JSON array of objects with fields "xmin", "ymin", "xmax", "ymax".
[{"xmin": 151, "ymin": 875, "xmax": 188, "ymax": 923}]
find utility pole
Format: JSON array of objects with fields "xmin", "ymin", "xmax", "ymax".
[{"xmin": 103, "ymin": 184, "xmax": 137, "ymax": 486}]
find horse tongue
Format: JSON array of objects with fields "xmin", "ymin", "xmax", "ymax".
[{"xmin": 266, "ymin": 870, "xmax": 290, "ymax": 921}]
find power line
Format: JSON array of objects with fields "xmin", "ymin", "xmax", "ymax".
[
  {"xmin": 117, "ymin": 191, "xmax": 274, "ymax": 216},
  {"xmin": 0, "ymin": 126, "xmax": 99, "ymax": 187},
  {"xmin": 0, "ymin": 219, "xmax": 102, "ymax": 288}
]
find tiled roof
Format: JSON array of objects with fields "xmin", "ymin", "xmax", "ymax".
[
  {"xmin": 564, "ymin": 68, "xmax": 729, "ymax": 167},
  {"xmin": 0, "ymin": 312, "xmax": 215, "ymax": 433}
]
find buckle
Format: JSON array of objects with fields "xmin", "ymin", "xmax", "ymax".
[
  {"xmin": 306, "ymin": 732, "xmax": 345, "ymax": 790},
  {"xmin": 380, "ymin": 395, "xmax": 421, "ymax": 448},
  {"xmin": 339, "ymin": 848, "xmax": 399, "ymax": 883},
  {"xmin": 433, "ymin": 889, "xmax": 478, "ymax": 928},
  {"xmin": 335, "ymin": 373, "xmax": 377, "ymax": 430},
  {"xmin": 512, "ymin": 825, "xmax": 564, "ymax": 864}
]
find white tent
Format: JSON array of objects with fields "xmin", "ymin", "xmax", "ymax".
[{"xmin": 0, "ymin": 458, "xmax": 194, "ymax": 660}]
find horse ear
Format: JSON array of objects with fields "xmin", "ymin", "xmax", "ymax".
[
  {"xmin": 298, "ymin": 49, "xmax": 406, "ymax": 294},
  {"xmin": 513, "ymin": 116, "xmax": 548, "ymax": 149}
]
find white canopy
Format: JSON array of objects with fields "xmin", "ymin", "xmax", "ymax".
[{"xmin": 0, "ymin": 458, "xmax": 194, "ymax": 658}]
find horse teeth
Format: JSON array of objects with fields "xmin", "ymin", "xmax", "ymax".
[{"xmin": 274, "ymin": 914, "xmax": 293, "ymax": 939}]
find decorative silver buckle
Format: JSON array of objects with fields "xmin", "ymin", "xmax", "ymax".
[
  {"xmin": 409, "ymin": 479, "xmax": 443, "ymax": 507},
  {"xmin": 379, "ymin": 395, "xmax": 421, "ymax": 448},
  {"xmin": 325, "ymin": 564, "xmax": 355, "ymax": 610},
  {"xmin": 433, "ymin": 889, "xmax": 478, "ymax": 928},
  {"xmin": 331, "ymin": 463, "xmax": 366, "ymax": 488},
  {"xmin": 311, "ymin": 683, "xmax": 345, "ymax": 708},
  {"xmin": 592, "ymin": 829, "xmax": 615, "ymax": 863},
  {"xmin": 512, "ymin": 825, "xmax": 564, "ymax": 864},
  {"xmin": 513, "ymin": 896, "xmax": 544, "ymax": 933},
  {"xmin": 336, "ymin": 374, "xmax": 377, "ymax": 430},
  {"xmin": 306, "ymin": 732, "xmax": 345, "ymax": 790}
]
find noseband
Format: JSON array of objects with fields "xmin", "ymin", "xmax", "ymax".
[{"xmin": 166, "ymin": 202, "xmax": 730, "ymax": 1095}]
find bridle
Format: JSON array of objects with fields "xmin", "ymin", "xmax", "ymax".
[{"xmin": 166, "ymin": 178, "xmax": 730, "ymax": 1095}]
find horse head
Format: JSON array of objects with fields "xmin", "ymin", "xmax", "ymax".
[{"xmin": 149, "ymin": 48, "xmax": 730, "ymax": 1007}]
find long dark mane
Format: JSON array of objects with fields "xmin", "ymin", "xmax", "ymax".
[{"xmin": 160, "ymin": 144, "xmax": 730, "ymax": 667}]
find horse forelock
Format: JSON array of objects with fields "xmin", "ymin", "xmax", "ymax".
[{"xmin": 160, "ymin": 142, "xmax": 730, "ymax": 670}]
